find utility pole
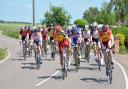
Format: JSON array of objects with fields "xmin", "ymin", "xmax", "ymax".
[{"xmin": 32, "ymin": 0, "xmax": 35, "ymax": 26}]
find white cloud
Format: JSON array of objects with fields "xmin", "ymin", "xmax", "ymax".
[{"xmin": 25, "ymin": 4, "xmax": 32, "ymax": 9}]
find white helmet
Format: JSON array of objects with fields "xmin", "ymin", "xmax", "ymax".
[
  {"xmin": 84, "ymin": 25, "xmax": 89, "ymax": 30},
  {"xmin": 92, "ymin": 22, "xmax": 98, "ymax": 27}
]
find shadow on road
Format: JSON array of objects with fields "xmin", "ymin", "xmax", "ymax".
[
  {"xmin": 80, "ymin": 66, "xmax": 98, "ymax": 71},
  {"xmin": 80, "ymin": 77, "xmax": 108, "ymax": 83},
  {"xmin": 21, "ymin": 66, "xmax": 36, "ymax": 70},
  {"xmin": 11, "ymin": 58, "xmax": 24, "ymax": 61},
  {"xmin": 22, "ymin": 62, "xmax": 36, "ymax": 65},
  {"xmin": 37, "ymin": 75, "xmax": 63, "ymax": 80}
]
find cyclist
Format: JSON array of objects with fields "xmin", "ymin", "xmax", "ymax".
[
  {"xmin": 99, "ymin": 25, "xmax": 114, "ymax": 67},
  {"xmin": 41, "ymin": 25, "xmax": 48, "ymax": 56},
  {"xmin": 91, "ymin": 22, "xmax": 101, "ymax": 59},
  {"xmin": 41, "ymin": 25, "xmax": 48, "ymax": 42},
  {"xmin": 20, "ymin": 26, "xmax": 28, "ymax": 42},
  {"xmin": 27, "ymin": 26, "xmax": 33, "ymax": 49},
  {"xmin": 70, "ymin": 25, "xmax": 81, "ymax": 66},
  {"xmin": 53, "ymin": 25, "xmax": 70, "ymax": 67},
  {"xmin": 82, "ymin": 25, "xmax": 91, "ymax": 63},
  {"xmin": 31, "ymin": 27, "xmax": 42, "ymax": 60},
  {"xmin": 49, "ymin": 26, "xmax": 54, "ymax": 44}
]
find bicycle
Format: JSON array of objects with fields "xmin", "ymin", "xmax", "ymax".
[
  {"xmin": 28, "ymin": 40, "xmax": 33, "ymax": 57},
  {"xmin": 42, "ymin": 40, "xmax": 48, "ymax": 57},
  {"xmin": 51, "ymin": 40, "xmax": 56, "ymax": 61},
  {"xmin": 83, "ymin": 40, "xmax": 90, "ymax": 63},
  {"xmin": 73, "ymin": 44, "xmax": 80, "ymax": 72},
  {"xmin": 103, "ymin": 48, "xmax": 113, "ymax": 84},
  {"xmin": 93, "ymin": 42, "xmax": 101, "ymax": 70},
  {"xmin": 33, "ymin": 43, "xmax": 42, "ymax": 70},
  {"xmin": 22, "ymin": 40, "xmax": 27, "ymax": 60},
  {"xmin": 62, "ymin": 46, "xmax": 69, "ymax": 80}
]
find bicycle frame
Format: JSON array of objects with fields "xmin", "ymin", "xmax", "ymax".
[
  {"xmin": 62, "ymin": 47, "xmax": 68, "ymax": 80},
  {"xmin": 103, "ymin": 48, "xmax": 113, "ymax": 84},
  {"xmin": 72, "ymin": 44, "xmax": 80, "ymax": 72},
  {"xmin": 33, "ymin": 43, "xmax": 41, "ymax": 70},
  {"xmin": 83, "ymin": 41, "xmax": 90, "ymax": 63}
]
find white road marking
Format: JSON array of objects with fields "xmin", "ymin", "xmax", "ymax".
[
  {"xmin": 113, "ymin": 60, "xmax": 128, "ymax": 89},
  {"xmin": 91, "ymin": 52, "xmax": 128, "ymax": 89},
  {"xmin": 0, "ymin": 49, "xmax": 10, "ymax": 64},
  {"xmin": 35, "ymin": 71, "xmax": 60, "ymax": 86}
]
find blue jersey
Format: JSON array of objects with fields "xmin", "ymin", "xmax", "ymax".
[{"xmin": 71, "ymin": 34, "xmax": 79, "ymax": 46}]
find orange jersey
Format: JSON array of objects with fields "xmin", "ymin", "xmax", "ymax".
[{"xmin": 99, "ymin": 30, "xmax": 111, "ymax": 42}]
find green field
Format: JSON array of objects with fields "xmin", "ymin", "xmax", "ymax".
[
  {"xmin": 0, "ymin": 23, "xmax": 32, "ymax": 39},
  {"xmin": 0, "ymin": 48, "xmax": 7, "ymax": 61}
]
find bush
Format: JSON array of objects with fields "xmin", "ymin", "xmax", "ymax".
[
  {"xmin": 115, "ymin": 34, "xmax": 125, "ymax": 46},
  {"xmin": 112, "ymin": 27, "xmax": 128, "ymax": 37},
  {"xmin": 74, "ymin": 19, "xmax": 88, "ymax": 27},
  {"xmin": 119, "ymin": 45, "xmax": 127, "ymax": 54}
]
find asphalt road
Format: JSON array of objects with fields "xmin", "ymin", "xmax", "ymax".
[{"xmin": 0, "ymin": 32, "xmax": 127, "ymax": 89}]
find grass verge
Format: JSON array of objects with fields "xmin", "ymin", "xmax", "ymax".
[{"xmin": 0, "ymin": 48, "xmax": 8, "ymax": 61}]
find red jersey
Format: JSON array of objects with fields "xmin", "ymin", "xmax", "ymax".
[
  {"xmin": 99, "ymin": 30, "xmax": 111, "ymax": 42},
  {"xmin": 20, "ymin": 31, "xmax": 27, "ymax": 37}
]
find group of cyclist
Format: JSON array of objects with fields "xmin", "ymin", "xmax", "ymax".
[{"xmin": 19, "ymin": 21, "xmax": 115, "ymax": 70}]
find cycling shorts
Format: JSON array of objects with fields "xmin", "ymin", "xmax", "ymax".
[
  {"xmin": 34, "ymin": 40, "xmax": 41, "ymax": 46},
  {"xmin": 22, "ymin": 36, "xmax": 26, "ymax": 41},
  {"xmin": 92, "ymin": 38, "xmax": 99, "ymax": 44}
]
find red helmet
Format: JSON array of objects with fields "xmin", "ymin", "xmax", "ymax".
[{"xmin": 54, "ymin": 25, "xmax": 61, "ymax": 33}]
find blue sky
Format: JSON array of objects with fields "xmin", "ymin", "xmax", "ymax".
[{"xmin": 0, "ymin": 0, "xmax": 109, "ymax": 23}]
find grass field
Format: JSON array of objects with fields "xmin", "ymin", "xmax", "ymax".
[
  {"xmin": 0, "ymin": 23, "xmax": 32, "ymax": 39},
  {"xmin": 0, "ymin": 48, "xmax": 7, "ymax": 61}
]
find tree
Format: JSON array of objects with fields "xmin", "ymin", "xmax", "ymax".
[
  {"xmin": 97, "ymin": 2, "xmax": 116, "ymax": 25},
  {"xmin": 74, "ymin": 19, "xmax": 88, "ymax": 27},
  {"xmin": 108, "ymin": 0, "xmax": 128, "ymax": 26},
  {"xmin": 42, "ymin": 5, "xmax": 71, "ymax": 26},
  {"xmin": 83, "ymin": 7, "xmax": 99, "ymax": 24}
]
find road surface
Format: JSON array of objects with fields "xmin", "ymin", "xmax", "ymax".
[{"xmin": 0, "ymin": 32, "xmax": 127, "ymax": 89}]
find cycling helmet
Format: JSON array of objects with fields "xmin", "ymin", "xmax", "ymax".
[
  {"xmin": 92, "ymin": 22, "xmax": 98, "ymax": 27},
  {"xmin": 33, "ymin": 26, "xmax": 39, "ymax": 33},
  {"xmin": 54, "ymin": 25, "xmax": 61, "ymax": 33},
  {"xmin": 84, "ymin": 25, "xmax": 89, "ymax": 31},
  {"xmin": 102, "ymin": 25, "xmax": 108, "ymax": 32}
]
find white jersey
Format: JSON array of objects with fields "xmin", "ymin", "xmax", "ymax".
[
  {"xmin": 32, "ymin": 32, "xmax": 42, "ymax": 41},
  {"xmin": 83, "ymin": 30, "xmax": 90, "ymax": 39},
  {"xmin": 92, "ymin": 30, "xmax": 99, "ymax": 39}
]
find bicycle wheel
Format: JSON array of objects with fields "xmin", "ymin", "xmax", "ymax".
[
  {"xmin": 62, "ymin": 57, "xmax": 66, "ymax": 80},
  {"xmin": 96, "ymin": 57, "xmax": 101, "ymax": 71},
  {"xmin": 108, "ymin": 52, "xmax": 113, "ymax": 84},
  {"xmin": 76, "ymin": 53, "xmax": 80, "ymax": 72},
  {"xmin": 44, "ymin": 41, "xmax": 48, "ymax": 57},
  {"xmin": 28, "ymin": 45, "xmax": 33, "ymax": 57},
  {"xmin": 51, "ymin": 43, "xmax": 56, "ymax": 61},
  {"xmin": 108, "ymin": 69, "xmax": 112, "ymax": 84},
  {"xmin": 36, "ymin": 53, "xmax": 41, "ymax": 70},
  {"xmin": 23, "ymin": 43, "xmax": 27, "ymax": 60}
]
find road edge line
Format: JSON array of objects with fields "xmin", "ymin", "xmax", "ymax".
[
  {"xmin": 113, "ymin": 60, "xmax": 128, "ymax": 89},
  {"xmin": 0, "ymin": 49, "xmax": 10, "ymax": 64}
]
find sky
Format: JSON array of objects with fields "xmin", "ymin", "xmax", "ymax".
[{"xmin": 0, "ymin": 0, "xmax": 110, "ymax": 23}]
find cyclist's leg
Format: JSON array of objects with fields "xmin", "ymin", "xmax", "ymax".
[{"xmin": 92, "ymin": 38, "xmax": 96, "ymax": 56}]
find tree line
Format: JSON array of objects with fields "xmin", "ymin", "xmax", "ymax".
[{"xmin": 42, "ymin": 0, "xmax": 128, "ymax": 27}]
